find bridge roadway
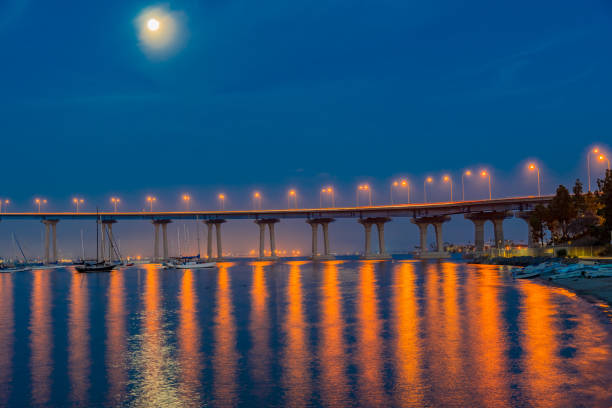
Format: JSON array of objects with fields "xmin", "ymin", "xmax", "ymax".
[{"xmin": 0, "ymin": 196, "xmax": 552, "ymax": 262}]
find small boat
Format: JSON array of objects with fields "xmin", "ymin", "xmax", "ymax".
[
  {"xmin": 164, "ymin": 260, "xmax": 216, "ymax": 270},
  {"xmin": 75, "ymin": 261, "xmax": 117, "ymax": 273},
  {"xmin": 76, "ymin": 211, "xmax": 117, "ymax": 273},
  {"xmin": 0, "ymin": 266, "xmax": 31, "ymax": 273},
  {"xmin": 515, "ymin": 270, "xmax": 541, "ymax": 279}
]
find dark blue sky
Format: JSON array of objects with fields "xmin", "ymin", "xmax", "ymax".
[{"xmin": 1, "ymin": 0, "xmax": 611, "ymax": 211}]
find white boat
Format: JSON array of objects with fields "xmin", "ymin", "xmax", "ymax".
[
  {"xmin": 31, "ymin": 264, "xmax": 69, "ymax": 270},
  {"xmin": 0, "ymin": 267, "xmax": 31, "ymax": 273},
  {"xmin": 515, "ymin": 270, "xmax": 541, "ymax": 279},
  {"xmin": 164, "ymin": 260, "xmax": 216, "ymax": 269}
]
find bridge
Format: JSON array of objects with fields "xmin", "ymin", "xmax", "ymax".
[{"xmin": 0, "ymin": 196, "xmax": 552, "ymax": 263}]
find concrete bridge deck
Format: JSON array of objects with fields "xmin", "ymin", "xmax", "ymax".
[{"xmin": 0, "ymin": 195, "xmax": 552, "ymax": 221}]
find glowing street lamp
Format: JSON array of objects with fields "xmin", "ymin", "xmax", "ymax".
[
  {"xmin": 424, "ymin": 177, "xmax": 433, "ymax": 203},
  {"xmin": 73, "ymin": 197, "xmax": 84, "ymax": 213},
  {"xmin": 146, "ymin": 196, "xmax": 157, "ymax": 212},
  {"xmin": 218, "ymin": 194, "xmax": 225, "ymax": 210},
  {"xmin": 599, "ymin": 154, "xmax": 610, "ymax": 171},
  {"xmin": 182, "ymin": 194, "xmax": 191, "ymax": 211},
  {"xmin": 35, "ymin": 198, "xmax": 47, "ymax": 213},
  {"xmin": 357, "ymin": 184, "xmax": 372, "ymax": 206},
  {"xmin": 0, "ymin": 199, "xmax": 8, "ymax": 213},
  {"xmin": 461, "ymin": 170, "xmax": 472, "ymax": 201},
  {"xmin": 320, "ymin": 187, "xmax": 335, "ymax": 208},
  {"xmin": 587, "ymin": 147, "xmax": 600, "ymax": 192},
  {"xmin": 110, "ymin": 197, "xmax": 120, "ymax": 212},
  {"xmin": 391, "ymin": 179, "xmax": 410, "ymax": 204},
  {"xmin": 288, "ymin": 189, "xmax": 297, "ymax": 209},
  {"xmin": 528, "ymin": 163, "xmax": 541, "ymax": 197},
  {"xmin": 253, "ymin": 191, "xmax": 262, "ymax": 210},
  {"xmin": 442, "ymin": 175, "xmax": 453, "ymax": 201},
  {"xmin": 481, "ymin": 170, "xmax": 492, "ymax": 200}
]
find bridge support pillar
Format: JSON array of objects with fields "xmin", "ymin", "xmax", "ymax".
[
  {"xmin": 493, "ymin": 219, "xmax": 505, "ymax": 249},
  {"xmin": 306, "ymin": 218, "xmax": 335, "ymax": 260},
  {"xmin": 101, "ymin": 220, "xmax": 117, "ymax": 262},
  {"xmin": 359, "ymin": 217, "xmax": 391, "ymax": 260},
  {"xmin": 42, "ymin": 220, "xmax": 59, "ymax": 264},
  {"xmin": 153, "ymin": 222, "xmax": 160, "ymax": 260},
  {"xmin": 255, "ymin": 219, "xmax": 280, "ymax": 260},
  {"xmin": 465, "ymin": 211, "xmax": 512, "ymax": 251},
  {"xmin": 411, "ymin": 216, "xmax": 451, "ymax": 259},
  {"xmin": 152, "ymin": 220, "xmax": 172, "ymax": 261},
  {"xmin": 517, "ymin": 211, "xmax": 536, "ymax": 248},
  {"xmin": 205, "ymin": 220, "xmax": 226, "ymax": 261}
]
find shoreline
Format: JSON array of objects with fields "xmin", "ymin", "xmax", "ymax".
[{"xmin": 535, "ymin": 275, "xmax": 612, "ymax": 307}]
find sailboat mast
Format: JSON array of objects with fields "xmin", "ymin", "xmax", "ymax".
[
  {"xmin": 196, "ymin": 215, "xmax": 201, "ymax": 258},
  {"xmin": 96, "ymin": 211, "xmax": 99, "ymax": 263}
]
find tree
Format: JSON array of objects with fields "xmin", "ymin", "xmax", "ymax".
[
  {"xmin": 529, "ymin": 204, "xmax": 548, "ymax": 246},
  {"xmin": 548, "ymin": 185, "xmax": 576, "ymax": 243},
  {"xmin": 572, "ymin": 179, "xmax": 585, "ymax": 214},
  {"xmin": 597, "ymin": 169, "xmax": 612, "ymax": 241}
]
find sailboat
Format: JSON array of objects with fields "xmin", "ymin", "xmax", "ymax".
[
  {"xmin": 1, "ymin": 234, "xmax": 32, "ymax": 273},
  {"xmin": 163, "ymin": 217, "xmax": 216, "ymax": 269},
  {"xmin": 75, "ymin": 212, "xmax": 117, "ymax": 273}
]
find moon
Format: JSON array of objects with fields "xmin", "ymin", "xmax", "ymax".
[{"xmin": 147, "ymin": 18, "xmax": 160, "ymax": 31}]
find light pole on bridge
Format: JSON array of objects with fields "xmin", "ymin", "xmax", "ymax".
[
  {"xmin": 528, "ymin": 163, "xmax": 541, "ymax": 197},
  {"xmin": 461, "ymin": 170, "xmax": 472, "ymax": 201},
  {"xmin": 480, "ymin": 170, "xmax": 492, "ymax": 200}
]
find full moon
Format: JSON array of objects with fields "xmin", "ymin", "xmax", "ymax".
[{"xmin": 147, "ymin": 18, "xmax": 160, "ymax": 31}]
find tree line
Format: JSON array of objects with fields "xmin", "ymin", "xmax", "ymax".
[{"xmin": 529, "ymin": 170, "xmax": 612, "ymax": 247}]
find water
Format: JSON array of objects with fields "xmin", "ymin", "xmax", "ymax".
[{"xmin": 0, "ymin": 260, "xmax": 611, "ymax": 407}]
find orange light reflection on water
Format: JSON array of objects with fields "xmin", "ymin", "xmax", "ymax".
[
  {"xmin": 468, "ymin": 265, "xmax": 509, "ymax": 405},
  {"xmin": 133, "ymin": 264, "xmax": 180, "ymax": 406},
  {"xmin": 213, "ymin": 262, "xmax": 239, "ymax": 406},
  {"xmin": 249, "ymin": 261, "xmax": 272, "ymax": 396},
  {"xmin": 520, "ymin": 280, "xmax": 563, "ymax": 406},
  {"xmin": 30, "ymin": 271, "xmax": 52, "ymax": 406},
  {"xmin": 356, "ymin": 261, "xmax": 386, "ymax": 405},
  {"xmin": 69, "ymin": 272, "xmax": 91, "ymax": 404},
  {"xmin": 178, "ymin": 269, "xmax": 202, "ymax": 405},
  {"xmin": 282, "ymin": 261, "xmax": 311, "ymax": 407},
  {"xmin": 393, "ymin": 261, "xmax": 424, "ymax": 405},
  {"xmin": 319, "ymin": 260, "xmax": 349, "ymax": 406},
  {"xmin": 106, "ymin": 270, "xmax": 127, "ymax": 405}
]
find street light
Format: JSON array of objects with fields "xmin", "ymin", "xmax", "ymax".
[
  {"xmin": 357, "ymin": 184, "xmax": 372, "ymax": 206},
  {"xmin": 391, "ymin": 179, "xmax": 410, "ymax": 204},
  {"xmin": 0, "ymin": 199, "xmax": 8, "ymax": 213},
  {"xmin": 35, "ymin": 198, "xmax": 47, "ymax": 213},
  {"xmin": 528, "ymin": 163, "xmax": 541, "ymax": 197},
  {"xmin": 73, "ymin": 197, "xmax": 84, "ymax": 213},
  {"xmin": 481, "ymin": 170, "xmax": 492, "ymax": 200},
  {"xmin": 218, "ymin": 194, "xmax": 225, "ymax": 210},
  {"xmin": 442, "ymin": 175, "xmax": 453, "ymax": 201},
  {"xmin": 424, "ymin": 177, "xmax": 433, "ymax": 203},
  {"xmin": 146, "ymin": 196, "xmax": 157, "ymax": 212},
  {"xmin": 320, "ymin": 187, "xmax": 335, "ymax": 208},
  {"xmin": 182, "ymin": 194, "xmax": 191, "ymax": 211},
  {"xmin": 253, "ymin": 191, "xmax": 261, "ymax": 210},
  {"xmin": 288, "ymin": 189, "xmax": 297, "ymax": 209},
  {"xmin": 110, "ymin": 197, "xmax": 120, "ymax": 212},
  {"xmin": 587, "ymin": 147, "xmax": 600, "ymax": 192},
  {"xmin": 598, "ymin": 154, "xmax": 610, "ymax": 171},
  {"xmin": 461, "ymin": 170, "xmax": 472, "ymax": 201}
]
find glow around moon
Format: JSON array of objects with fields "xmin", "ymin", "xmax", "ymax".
[{"xmin": 136, "ymin": 5, "xmax": 185, "ymax": 58}]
